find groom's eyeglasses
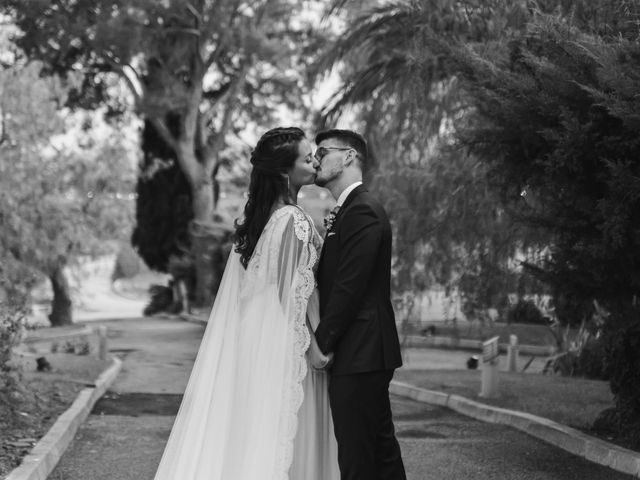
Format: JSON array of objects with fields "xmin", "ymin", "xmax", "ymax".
[{"xmin": 314, "ymin": 146, "xmax": 354, "ymax": 161}]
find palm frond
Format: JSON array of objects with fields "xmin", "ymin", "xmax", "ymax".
[
  {"xmin": 323, "ymin": 0, "xmax": 351, "ymax": 19},
  {"xmin": 316, "ymin": 1, "xmax": 420, "ymax": 73},
  {"xmin": 320, "ymin": 54, "xmax": 414, "ymax": 120},
  {"xmin": 315, "ymin": 0, "xmax": 481, "ymax": 124}
]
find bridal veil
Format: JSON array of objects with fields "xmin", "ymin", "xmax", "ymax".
[{"xmin": 153, "ymin": 205, "xmax": 338, "ymax": 480}]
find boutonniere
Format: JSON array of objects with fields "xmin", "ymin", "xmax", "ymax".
[{"xmin": 323, "ymin": 205, "xmax": 341, "ymax": 232}]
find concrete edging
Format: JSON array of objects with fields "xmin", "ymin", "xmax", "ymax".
[
  {"xmin": 23, "ymin": 325, "xmax": 94, "ymax": 345},
  {"xmin": 403, "ymin": 335, "xmax": 556, "ymax": 356},
  {"xmin": 390, "ymin": 380, "xmax": 640, "ymax": 478},
  {"xmin": 178, "ymin": 312, "xmax": 207, "ymax": 324},
  {"xmin": 5, "ymin": 356, "xmax": 123, "ymax": 480}
]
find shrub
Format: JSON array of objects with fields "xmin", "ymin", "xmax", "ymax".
[
  {"xmin": 506, "ymin": 300, "xmax": 547, "ymax": 325},
  {"xmin": 575, "ymin": 337, "xmax": 608, "ymax": 381},
  {"xmin": 143, "ymin": 284, "xmax": 175, "ymax": 316},
  {"xmin": 59, "ymin": 336, "xmax": 91, "ymax": 355},
  {"xmin": 0, "ymin": 254, "xmax": 37, "ymax": 411},
  {"xmin": 141, "ymin": 234, "xmax": 233, "ymax": 316},
  {"xmin": 0, "ymin": 303, "xmax": 27, "ymax": 404},
  {"xmin": 597, "ymin": 307, "xmax": 640, "ymax": 449}
]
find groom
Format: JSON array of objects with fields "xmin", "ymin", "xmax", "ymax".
[{"xmin": 314, "ymin": 129, "xmax": 406, "ymax": 480}]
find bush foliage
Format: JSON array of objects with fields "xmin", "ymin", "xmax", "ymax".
[
  {"xmin": 0, "ymin": 252, "xmax": 37, "ymax": 411},
  {"xmin": 452, "ymin": 7, "xmax": 640, "ymax": 443},
  {"xmin": 506, "ymin": 300, "xmax": 546, "ymax": 325},
  {"xmin": 132, "ymin": 117, "xmax": 193, "ymax": 274},
  {"xmin": 597, "ymin": 306, "xmax": 640, "ymax": 447}
]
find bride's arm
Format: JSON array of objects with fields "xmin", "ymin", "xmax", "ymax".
[
  {"xmin": 271, "ymin": 209, "xmax": 333, "ymax": 369},
  {"xmin": 275, "ymin": 214, "xmax": 305, "ymax": 306}
]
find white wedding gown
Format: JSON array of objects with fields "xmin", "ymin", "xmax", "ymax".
[{"xmin": 153, "ymin": 205, "xmax": 339, "ymax": 480}]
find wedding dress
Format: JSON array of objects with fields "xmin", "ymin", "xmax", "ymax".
[{"xmin": 153, "ymin": 205, "xmax": 339, "ymax": 480}]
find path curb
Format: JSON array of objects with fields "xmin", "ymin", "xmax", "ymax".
[
  {"xmin": 179, "ymin": 312, "xmax": 207, "ymax": 324},
  {"xmin": 404, "ymin": 334, "xmax": 556, "ymax": 356},
  {"xmin": 151, "ymin": 312, "xmax": 207, "ymax": 325},
  {"xmin": 23, "ymin": 325, "xmax": 94, "ymax": 345},
  {"xmin": 5, "ymin": 356, "xmax": 123, "ymax": 480},
  {"xmin": 390, "ymin": 380, "xmax": 640, "ymax": 478}
]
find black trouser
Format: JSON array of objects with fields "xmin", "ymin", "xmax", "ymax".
[{"xmin": 328, "ymin": 370, "xmax": 406, "ymax": 480}]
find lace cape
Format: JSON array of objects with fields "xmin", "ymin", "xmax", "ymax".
[{"xmin": 154, "ymin": 205, "xmax": 318, "ymax": 480}]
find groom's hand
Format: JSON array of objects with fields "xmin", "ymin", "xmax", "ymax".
[
  {"xmin": 325, "ymin": 352, "xmax": 335, "ymax": 369},
  {"xmin": 312, "ymin": 352, "xmax": 334, "ymax": 371}
]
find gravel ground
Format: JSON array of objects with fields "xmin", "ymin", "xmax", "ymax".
[{"xmin": 49, "ymin": 317, "xmax": 635, "ymax": 480}]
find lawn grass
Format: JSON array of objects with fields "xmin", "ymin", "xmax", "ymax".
[{"xmin": 394, "ymin": 368, "xmax": 614, "ymax": 432}]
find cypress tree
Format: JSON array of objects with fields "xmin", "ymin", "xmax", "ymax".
[
  {"xmin": 132, "ymin": 114, "xmax": 193, "ymax": 273},
  {"xmin": 453, "ymin": 9, "xmax": 640, "ymax": 446}
]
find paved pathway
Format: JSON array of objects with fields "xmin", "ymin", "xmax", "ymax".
[{"xmin": 49, "ymin": 317, "xmax": 633, "ymax": 480}]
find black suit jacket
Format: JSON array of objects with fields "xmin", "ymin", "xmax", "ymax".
[{"xmin": 315, "ymin": 185, "xmax": 403, "ymax": 375}]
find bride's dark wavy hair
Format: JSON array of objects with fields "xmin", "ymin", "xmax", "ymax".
[{"xmin": 234, "ymin": 127, "xmax": 306, "ymax": 269}]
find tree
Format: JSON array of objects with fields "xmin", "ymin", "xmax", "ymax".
[
  {"xmin": 450, "ymin": 6, "xmax": 640, "ymax": 444},
  {"xmin": 451, "ymin": 6, "xmax": 640, "ymax": 310},
  {"xmin": 316, "ymin": 0, "xmax": 538, "ymax": 322},
  {"xmin": 317, "ymin": 0, "xmax": 625, "ymax": 320},
  {"xmin": 0, "ymin": 59, "xmax": 136, "ymax": 325},
  {"xmin": 320, "ymin": 0, "xmax": 640, "ymax": 442},
  {"xmin": 132, "ymin": 116, "xmax": 193, "ymax": 273},
  {"xmin": 2, "ymin": 0, "xmax": 320, "ymax": 306}
]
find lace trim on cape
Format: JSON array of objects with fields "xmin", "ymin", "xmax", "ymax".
[
  {"xmin": 241, "ymin": 206, "xmax": 316, "ymax": 480},
  {"xmin": 279, "ymin": 206, "xmax": 315, "ymax": 480}
]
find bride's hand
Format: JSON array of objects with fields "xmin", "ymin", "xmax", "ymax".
[
  {"xmin": 324, "ymin": 352, "xmax": 334, "ymax": 369},
  {"xmin": 312, "ymin": 351, "xmax": 334, "ymax": 371}
]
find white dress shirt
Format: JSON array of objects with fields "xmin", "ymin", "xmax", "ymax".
[{"xmin": 336, "ymin": 181, "xmax": 363, "ymax": 208}]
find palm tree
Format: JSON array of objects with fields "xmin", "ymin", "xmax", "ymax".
[
  {"xmin": 314, "ymin": 1, "xmax": 532, "ymax": 319},
  {"xmin": 317, "ymin": 1, "xmax": 528, "ymax": 130},
  {"xmin": 319, "ymin": 0, "xmax": 637, "ymax": 127}
]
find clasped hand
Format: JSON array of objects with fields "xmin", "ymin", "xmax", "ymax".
[{"xmin": 306, "ymin": 316, "xmax": 334, "ymax": 370}]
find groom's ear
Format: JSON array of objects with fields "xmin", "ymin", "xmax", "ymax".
[
  {"xmin": 345, "ymin": 150, "xmax": 363, "ymax": 170},
  {"xmin": 344, "ymin": 149, "xmax": 356, "ymax": 167}
]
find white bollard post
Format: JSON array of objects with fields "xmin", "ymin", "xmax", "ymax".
[
  {"xmin": 98, "ymin": 325, "xmax": 108, "ymax": 361},
  {"xmin": 507, "ymin": 334, "xmax": 519, "ymax": 372},
  {"xmin": 480, "ymin": 336, "xmax": 500, "ymax": 398},
  {"xmin": 179, "ymin": 280, "xmax": 190, "ymax": 314}
]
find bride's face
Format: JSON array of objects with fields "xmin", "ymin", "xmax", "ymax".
[{"xmin": 288, "ymin": 139, "xmax": 319, "ymax": 189}]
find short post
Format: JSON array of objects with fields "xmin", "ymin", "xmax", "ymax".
[
  {"xmin": 178, "ymin": 280, "xmax": 190, "ymax": 314},
  {"xmin": 480, "ymin": 336, "xmax": 500, "ymax": 398},
  {"xmin": 507, "ymin": 334, "xmax": 519, "ymax": 372},
  {"xmin": 97, "ymin": 325, "xmax": 108, "ymax": 361}
]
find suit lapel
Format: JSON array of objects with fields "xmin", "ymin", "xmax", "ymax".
[
  {"xmin": 318, "ymin": 184, "xmax": 368, "ymax": 267},
  {"xmin": 333, "ymin": 184, "xmax": 367, "ymax": 228}
]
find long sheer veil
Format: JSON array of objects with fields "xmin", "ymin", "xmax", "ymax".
[{"xmin": 154, "ymin": 206, "xmax": 318, "ymax": 480}]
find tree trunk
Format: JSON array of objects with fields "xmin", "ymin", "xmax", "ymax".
[
  {"xmin": 190, "ymin": 221, "xmax": 216, "ymax": 308},
  {"xmin": 177, "ymin": 141, "xmax": 219, "ymax": 308},
  {"xmin": 190, "ymin": 220, "xmax": 233, "ymax": 307},
  {"xmin": 174, "ymin": 68, "xmax": 238, "ymax": 308},
  {"xmin": 48, "ymin": 264, "xmax": 73, "ymax": 326}
]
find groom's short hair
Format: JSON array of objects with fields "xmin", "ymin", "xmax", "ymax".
[{"xmin": 315, "ymin": 129, "xmax": 368, "ymax": 168}]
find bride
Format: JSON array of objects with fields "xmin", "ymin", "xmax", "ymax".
[{"xmin": 153, "ymin": 127, "xmax": 340, "ymax": 480}]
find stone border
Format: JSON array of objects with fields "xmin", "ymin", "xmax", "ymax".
[
  {"xmin": 403, "ymin": 334, "xmax": 556, "ymax": 356},
  {"xmin": 151, "ymin": 311, "xmax": 207, "ymax": 324},
  {"xmin": 390, "ymin": 380, "xmax": 640, "ymax": 478},
  {"xmin": 179, "ymin": 312, "xmax": 207, "ymax": 324},
  {"xmin": 5, "ymin": 356, "xmax": 123, "ymax": 480},
  {"xmin": 23, "ymin": 325, "xmax": 94, "ymax": 345}
]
